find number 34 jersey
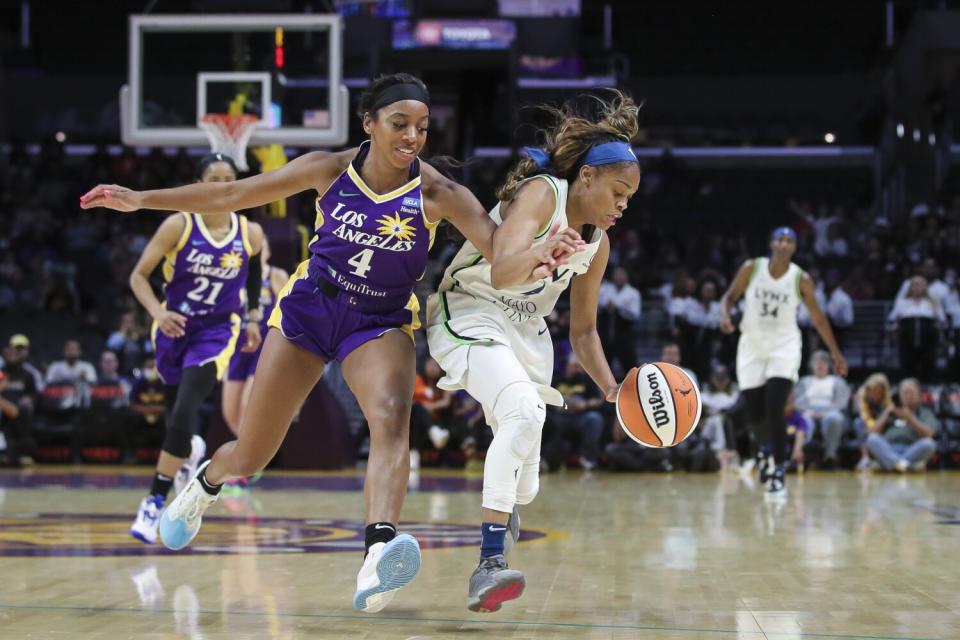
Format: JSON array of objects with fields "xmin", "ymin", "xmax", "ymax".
[
  {"xmin": 739, "ymin": 256, "xmax": 804, "ymax": 339},
  {"xmin": 308, "ymin": 141, "xmax": 436, "ymax": 307},
  {"xmin": 162, "ymin": 211, "xmax": 252, "ymax": 318}
]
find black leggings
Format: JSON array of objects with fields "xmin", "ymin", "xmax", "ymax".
[
  {"xmin": 742, "ymin": 377, "xmax": 793, "ymax": 464},
  {"xmin": 161, "ymin": 363, "xmax": 218, "ymax": 458}
]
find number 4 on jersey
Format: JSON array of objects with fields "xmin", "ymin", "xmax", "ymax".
[{"xmin": 348, "ymin": 249, "xmax": 375, "ymax": 278}]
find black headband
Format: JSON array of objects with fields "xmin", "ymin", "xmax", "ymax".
[
  {"xmin": 370, "ymin": 83, "xmax": 431, "ymax": 113},
  {"xmin": 197, "ymin": 153, "xmax": 238, "ymax": 179}
]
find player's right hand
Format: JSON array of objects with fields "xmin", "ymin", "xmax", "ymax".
[
  {"xmin": 155, "ymin": 310, "xmax": 188, "ymax": 338},
  {"xmin": 531, "ymin": 222, "xmax": 584, "ymax": 277},
  {"xmin": 720, "ymin": 315, "xmax": 736, "ymax": 334},
  {"xmin": 79, "ymin": 184, "xmax": 142, "ymax": 212}
]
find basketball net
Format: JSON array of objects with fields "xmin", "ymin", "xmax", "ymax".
[{"xmin": 199, "ymin": 114, "xmax": 259, "ymax": 172}]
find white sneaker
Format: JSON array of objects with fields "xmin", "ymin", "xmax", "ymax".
[
  {"xmin": 353, "ymin": 533, "xmax": 421, "ymax": 612},
  {"xmin": 409, "ymin": 449, "xmax": 420, "ymax": 470},
  {"xmin": 894, "ymin": 459, "xmax": 909, "ymax": 473},
  {"xmin": 159, "ymin": 460, "xmax": 219, "ymax": 550},
  {"xmin": 174, "ymin": 435, "xmax": 207, "ymax": 496},
  {"xmin": 428, "ymin": 425, "xmax": 450, "ymax": 449},
  {"xmin": 131, "ymin": 495, "xmax": 165, "ymax": 544},
  {"xmin": 910, "ymin": 461, "xmax": 928, "ymax": 472}
]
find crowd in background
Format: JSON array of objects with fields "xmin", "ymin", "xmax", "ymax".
[{"xmin": 1, "ymin": 143, "xmax": 959, "ymax": 471}]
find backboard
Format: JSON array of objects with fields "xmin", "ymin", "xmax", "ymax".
[{"xmin": 121, "ymin": 14, "xmax": 349, "ymax": 148}]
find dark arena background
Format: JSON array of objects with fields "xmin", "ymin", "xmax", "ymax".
[{"xmin": 0, "ymin": 1, "xmax": 959, "ymax": 638}]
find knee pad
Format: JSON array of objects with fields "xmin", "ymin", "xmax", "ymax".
[
  {"xmin": 162, "ymin": 425, "xmax": 192, "ymax": 458},
  {"xmin": 516, "ymin": 470, "xmax": 539, "ymax": 505},
  {"xmin": 493, "ymin": 382, "xmax": 546, "ymax": 460}
]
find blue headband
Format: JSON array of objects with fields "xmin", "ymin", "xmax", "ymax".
[
  {"xmin": 522, "ymin": 141, "xmax": 638, "ymax": 171},
  {"xmin": 771, "ymin": 226, "xmax": 797, "ymax": 242}
]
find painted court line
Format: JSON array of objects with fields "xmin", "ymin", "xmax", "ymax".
[{"xmin": 0, "ymin": 602, "xmax": 944, "ymax": 640}]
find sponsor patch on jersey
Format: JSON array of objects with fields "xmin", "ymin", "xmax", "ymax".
[
  {"xmin": 402, "ymin": 197, "xmax": 421, "ymax": 208},
  {"xmin": 400, "ymin": 206, "xmax": 419, "ymax": 215}
]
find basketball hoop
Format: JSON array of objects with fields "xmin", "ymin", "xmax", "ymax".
[{"xmin": 199, "ymin": 114, "xmax": 260, "ymax": 172}]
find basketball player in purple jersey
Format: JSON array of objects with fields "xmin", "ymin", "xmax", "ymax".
[
  {"xmin": 127, "ymin": 153, "xmax": 265, "ymax": 544},
  {"xmin": 81, "ymin": 73, "xmax": 579, "ymax": 612},
  {"xmin": 220, "ymin": 236, "xmax": 287, "ymax": 494},
  {"xmin": 222, "ymin": 236, "xmax": 287, "ymax": 437}
]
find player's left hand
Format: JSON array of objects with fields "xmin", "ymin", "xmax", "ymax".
[
  {"xmin": 242, "ymin": 323, "xmax": 262, "ymax": 352},
  {"xmin": 831, "ymin": 351, "xmax": 848, "ymax": 377}
]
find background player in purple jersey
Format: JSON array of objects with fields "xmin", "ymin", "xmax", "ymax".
[
  {"xmin": 222, "ymin": 235, "xmax": 288, "ymax": 439},
  {"xmin": 125, "ymin": 154, "xmax": 265, "ymax": 544},
  {"xmin": 81, "ymin": 73, "xmax": 579, "ymax": 612},
  {"xmin": 221, "ymin": 236, "xmax": 287, "ymax": 494}
]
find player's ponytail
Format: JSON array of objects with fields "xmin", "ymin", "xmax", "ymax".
[{"xmin": 497, "ymin": 90, "xmax": 640, "ymax": 202}]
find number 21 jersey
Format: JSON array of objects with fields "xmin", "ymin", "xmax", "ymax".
[{"xmin": 162, "ymin": 212, "xmax": 252, "ymax": 319}]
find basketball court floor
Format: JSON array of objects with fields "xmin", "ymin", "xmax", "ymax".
[{"xmin": 0, "ymin": 467, "xmax": 956, "ymax": 639}]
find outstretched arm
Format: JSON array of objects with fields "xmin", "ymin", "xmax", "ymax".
[
  {"xmin": 799, "ymin": 273, "xmax": 848, "ymax": 377},
  {"xmin": 569, "ymin": 235, "xmax": 619, "ymax": 402},
  {"xmin": 81, "ymin": 151, "xmax": 345, "ymax": 216},
  {"xmin": 423, "ymin": 166, "xmax": 581, "ymax": 286}
]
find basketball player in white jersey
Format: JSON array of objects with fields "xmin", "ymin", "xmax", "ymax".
[
  {"xmin": 719, "ymin": 227, "xmax": 847, "ymax": 499},
  {"xmin": 426, "ymin": 91, "xmax": 640, "ymax": 612}
]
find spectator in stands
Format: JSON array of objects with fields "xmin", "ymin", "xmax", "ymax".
[
  {"xmin": 46, "ymin": 339, "xmax": 97, "ymax": 386},
  {"xmin": 784, "ymin": 392, "xmax": 810, "ymax": 473},
  {"xmin": 825, "ymin": 271, "xmax": 855, "ymax": 347},
  {"xmin": 793, "ymin": 350, "xmax": 850, "ymax": 469},
  {"xmin": 3, "ymin": 334, "xmax": 43, "ymax": 392},
  {"xmin": 854, "ymin": 373, "xmax": 893, "ymax": 470},
  {"xmin": 598, "ymin": 266, "xmax": 641, "ymax": 376},
  {"xmin": 865, "ymin": 378, "xmax": 938, "ymax": 472},
  {"xmin": 98, "ymin": 350, "xmax": 129, "ymax": 393},
  {"xmin": 106, "ymin": 312, "xmax": 152, "ymax": 376},
  {"xmin": 699, "ymin": 364, "xmax": 739, "ymax": 470},
  {"xmin": 542, "ymin": 354, "xmax": 605, "ymax": 471},
  {"xmin": 897, "ymin": 258, "xmax": 949, "ymax": 309},
  {"xmin": 887, "ymin": 276, "xmax": 945, "ymax": 379},
  {"xmin": 675, "ymin": 277, "xmax": 722, "ymax": 381},
  {"xmin": 127, "ymin": 355, "xmax": 165, "ymax": 462},
  {"xmin": 0, "ymin": 372, "xmax": 23, "ymax": 465},
  {"xmin": 660, "ymin": 341, "xmax": 699, "ymax": 389},
  {"xmin": 0, "ymin": 334, "xmax": 42, "ymax": 465},
  {"xmin": 410, "ymin": 357, "xmax": 452, "ymax": 468}
]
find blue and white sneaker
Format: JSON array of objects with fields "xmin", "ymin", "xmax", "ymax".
[
  {"xmin": 131, "ymin": 494, "xmax": 165, "ymax": 544},
  {"xmin": 353, "ymin": 533, "xmax": 421, "ymax": 612},
  {"xmin": 173, "ymin": 435, "xmax": 206, "ymax": 496},
  {"xmin": 159, "ymin": 460, "xmax": 218, "ymax": 550}
]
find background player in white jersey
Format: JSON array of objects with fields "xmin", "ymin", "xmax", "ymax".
[
  {"xmin": 426, "ymin": 91, "xmax": 640, "ymax": 612},
  {"xmin": 719, "ymin": 227, "xmax": 847, "ymax": 499}
]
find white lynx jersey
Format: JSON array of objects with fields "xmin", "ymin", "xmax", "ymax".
[
  {"xmin": 739, "ymin": 256, "xmax": 804, "ymax": 338},
  {"xmin": 436, "ymin": 174, "xmax": 602, "ymax": 324}
]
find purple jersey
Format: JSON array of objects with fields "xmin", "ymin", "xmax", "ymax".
[
  {"xmin": 161, "ymin": 212, "xmax": 253, "ymax": 319},
  {"xmin": 309, "ymin": 142, "xmax": 436, "ymax": 308}
]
